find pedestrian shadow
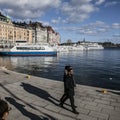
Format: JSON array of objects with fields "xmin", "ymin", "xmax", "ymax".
[
  {"xmin": 96, "ymin": 90, "xmax": 120, "ymax": 95},
  {"xmin": 3, "ymin": 71, "xmax": 10, "ymax": 75},
  {"xmin": 20, "ymin": 82, "xmax": 59, "ymax": 106},
  {"xmin": 108, "ymin": 91, "xmax": 120, "ymax": 95},
  {"xmin": 5, "ymin": 97, "xmax": 56, "ymax": 120}
]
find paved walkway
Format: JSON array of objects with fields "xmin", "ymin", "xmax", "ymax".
[{"xmin": 0, "ymin": 67, "xmax": 120, "ymax": 120}]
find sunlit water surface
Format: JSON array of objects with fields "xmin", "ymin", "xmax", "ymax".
[{"xmin": 0, "ymin": 49, "xmax": 120, "ymax": 90}]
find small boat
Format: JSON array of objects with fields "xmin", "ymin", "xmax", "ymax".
[{"xmin": 0, "ymin": 44, "xmax": 57, "ymax": 56}]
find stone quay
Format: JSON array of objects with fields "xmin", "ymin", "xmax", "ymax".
[{"xmin": 0, "ymin": 67, "xmax": 120, "ymax": 120}]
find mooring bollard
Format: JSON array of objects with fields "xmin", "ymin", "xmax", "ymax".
[
  {"xmin": 102, "ymin": 89, "xmax": 107, "ymax": 94},
  {"xmin": 26, "ymin": 75, "xmax": 30, "ymax": 79}
]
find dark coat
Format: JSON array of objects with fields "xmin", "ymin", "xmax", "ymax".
[{"xmin": 63, "ymin": 74, "xmax": 75, "ymax": 96}]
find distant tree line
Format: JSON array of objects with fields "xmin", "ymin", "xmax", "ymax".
[
  {"xmin": 101, "ymin": 42, "xmax": 120, "ymax": 48},
  {"xmin": 61, "ymin": 40, "xmax": 120, "ymax": 48}
]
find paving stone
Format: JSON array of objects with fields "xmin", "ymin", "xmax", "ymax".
[
  {"xmin": 109, "ymin": 116, "xmax": 120, "ymax": 120},
  {"xmin": 94, "ymin": 99, "xmax": 110, "ymax": 105},
  {"xmin": 39, "ymin": 107, "xmax": 76, "ymax": 120},
  {"xmin": 77, "ymin": 108, "xmax": 90, "ymax": 115},
  {"xmin": 98, "ymin": 118, "xmax": 105, "ymax": 120},
  {"xmin": 101, "ymin": 97, "xmax": 116, "ymax": 102},
  {"xmin": 115, "ymin": 107, "xmax": 120, "ymax": 112},
  {"xmin": 87, "ymin": 94, "xmax": 101, "ymax": 99},
  {"xmin": 81, "ymin": 101, "xmax": 98, "ymax": 106},
  {"xmin": 45, "ymin": 104, "xmax": 61, "ymax": 113},
  {"xmin": 77, "ymin": 113, "xmax": 97, "ymax": 120},
  {"xmin": 84, "ymin": 105, "xmax": 102, "ymax": 112},
  {"xmin": 80, "ymin": 96, "xmax": 94, "ymax": 102},
  {"xmin": 110, "ymin": 102, "xmax": 120, "ymax": 107},
  {"xmin": 59, "ymin": 108, "xmax": 77, "ymax": 118},
  {"xmin": 101, "ymin": 108, "xmax": 120, "ymax": 115},
  {"xmin": 89, "ymin": 111, "xmax": 109, "ymax": 120},
  {"xmin": 32, "ymin": 100, "xmax": 48, "ymax": 108},
  {"xmin": 0, "ymin": 68, "xmax": 120, "ymax": 120},
  {"xmin": 97, "ymin": 103, "xmax": 114, "ymax": 110}
]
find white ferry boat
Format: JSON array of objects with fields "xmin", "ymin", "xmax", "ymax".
[
  {"xmin": 81, "ymin": 42, "xmax": 104, "ymax": 50},
  {"xmin": 0, "ymin": 44, "xmax": 57, "ymax": 56}
]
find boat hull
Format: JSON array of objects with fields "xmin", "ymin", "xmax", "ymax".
[{"xmin": 0, "ymin": 51, "xmax": 57, "ymax": 56}]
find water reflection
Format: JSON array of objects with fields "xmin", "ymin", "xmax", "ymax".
[
  {"xmin": 0, "ymin": 56, "xmax": 59, "ymax": 74},
  {"xmin": 0, "ymin": 57, "xmax": 14, "ymax": 69}
]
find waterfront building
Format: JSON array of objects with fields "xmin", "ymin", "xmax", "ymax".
[
  {"xmin": 29, "ymin": 22, "xmax": 48, "ymax": 44},
  {"xmin": 13, "ymin": 22, "xmax": 33, "ymax": 44},
  {"xmin": 0, "ymin": 13, "xmax": 14, "ymax": 47},
  {"xmin": 0, "ymin": 12, "xmax": 60, "ymax": 47},
  {"xmin": 47, "ymin": 26, "xmax": 60, "ymax": 45},
  {"xmin": 0, "ymin": 12, "xmax": 32, "ymax": 47},
  {"xmin": 29, "ymin": 22, "xmax": 60, "ymax": 45}
]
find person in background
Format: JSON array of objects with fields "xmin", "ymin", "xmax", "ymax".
[
  {"xmin": 0, "ymin": 99, "xmax": 11, "ymax": 120},
  {"xmin": 59, "ymin": 65, "xmax": 79, "ymax": 114}
]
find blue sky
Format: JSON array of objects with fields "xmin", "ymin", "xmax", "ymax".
[{"xmin": 0, "ymin": 0, "xmax": 120, "ymax": 43}]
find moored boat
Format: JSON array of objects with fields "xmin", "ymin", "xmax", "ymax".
[
  {"xmin": 68, "ymin": 45, "xmax": 84, "ymax": 51},
  {"xmin": 85, "ymin": 43, "xmax": 104, "ymax": 50},
  {"xmin": 81, "ymin": 42, "xmax": 104, "ymax": 50},
  {"xmin": 0, "ymin": 44, "xmax": 57, "ymax": 56}
]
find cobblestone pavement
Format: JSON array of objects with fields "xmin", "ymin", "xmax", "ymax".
[{"xmin": 0, "ymin": 67, "xmax": 120, "ymax": 120}]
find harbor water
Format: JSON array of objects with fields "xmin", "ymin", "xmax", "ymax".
[{"xmin": 0, "ymin": 48, "xmax": 120, "ymax": 90}]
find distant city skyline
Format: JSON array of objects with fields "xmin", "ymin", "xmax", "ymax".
[{"xmin": 0, "ymin": 0, "xmax": 120, "ymax": 43}]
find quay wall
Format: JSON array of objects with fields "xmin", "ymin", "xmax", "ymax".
[{"xmin": 0, "ymin": 66, "xmax": 120, "ymax": 120}]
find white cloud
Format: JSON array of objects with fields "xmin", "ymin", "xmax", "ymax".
[
  {"xmin": 95, "ymin": 0, "xmax": 105, "ymax": 5},
  {"xmin": 51, "ymin": 17, "xmax": 61, "ymax": 24},
  {"xmin": 77, "ymin": 21, "xmax": 110, "ymax": 35},
  {"xmin": 112, "ymin": 23, "xmax": 120, "ymax": 29},
  {"xmin": 0, "ymin": 0, "xmax": 61, "ymax": 8},
  {"xmin": 38, "ymin": 20, "xmax": 50, "ymax": 26},
  {"xmin": 61, "ymin": 0, "xmax": 98, "ymax": 23},
  {"xmin": 63, "ymin": 21, "xmax": 120, "ymax": 37},
  {"xmin": 0, "ymin": 0, "xmax": 61, "ymax": 19},
  {"xmin": 113, "ymin": 34, "xmax": 120, "ymax": 37},
  {"xmin": 104, "ymin": 1, "xmax": 119, "ymax": 7},
  {"xmin": 49, "ymin": 0, "xmax": 99, "ymax": 24}
]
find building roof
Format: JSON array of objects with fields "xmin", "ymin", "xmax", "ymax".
[
  {"xmin": 0, "ymin": 12, "xmax": 8, "ymax": 23},
  {"xmin": 0, "ymin": 12, "xmax": 7, "ymax": 19}
]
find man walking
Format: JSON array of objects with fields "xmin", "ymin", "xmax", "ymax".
[{"xmin": 59, "ymin": 66, "xmax": 79, "ymax": 114}]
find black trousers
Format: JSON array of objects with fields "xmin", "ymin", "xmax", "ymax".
[{"xmin": 60, "ymin": 93, "xmax": 75, "ymax": 110}]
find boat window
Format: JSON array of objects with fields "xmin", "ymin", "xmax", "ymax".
[{"xmin": 16, "ymin": 47, "xmax": 45, "ymax": 50}]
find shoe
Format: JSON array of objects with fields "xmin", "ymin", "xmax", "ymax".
[
  {"xmin": 74, "ymin": 105, "xmax": 77, "ymax": 108},
  {"xmin": 59, "ymin": 103, "xmax": 63, "ymax": 108},
  {"xmin": 72, "ymin": 110, "xmax": 79, "ymax": 114}
]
